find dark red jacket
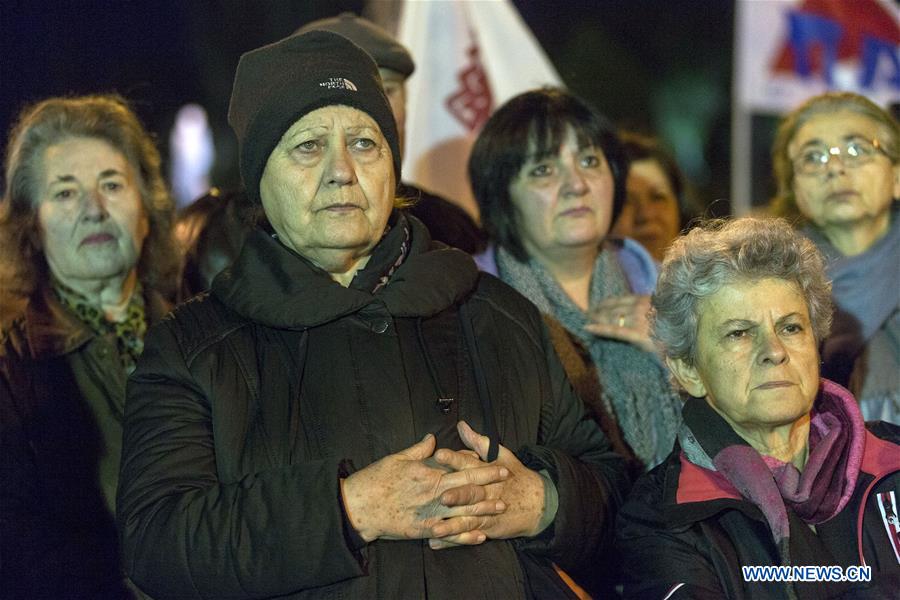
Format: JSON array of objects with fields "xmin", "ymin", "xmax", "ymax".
[
  {"xmin": 616, "ymin": 422, "xmax": 900, "ymax": 599},
  {"xmin": 1, "ymin": 287, "xmax": 169, "ymax": 599}
]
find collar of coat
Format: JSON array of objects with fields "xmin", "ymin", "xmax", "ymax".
[
  {"xmin": 3, "ymin": 284, "xmax": 170, "ymax": 360},
  {"xmin": 211, "ymin": 211, "xmax": 480, "ymax": 329},
  {"xmin": 660, "ymin": 426, "xmax": 900, "ymax": 528}
]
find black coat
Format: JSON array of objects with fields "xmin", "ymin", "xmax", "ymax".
[
  {"xmin": 616, "ymin": 422, "xmax": 900, "ymax": 599},
  {"xmin": 118, "ymin": 216, "xmax": 629, "ymax": 599}
]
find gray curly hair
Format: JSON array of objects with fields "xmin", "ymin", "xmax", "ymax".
[{"xmin": 650, "ymin": 217, "xmax": 833, "ymax": 365}]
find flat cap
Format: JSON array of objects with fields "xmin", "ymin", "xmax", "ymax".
[{"xmin": 297, "ymin": 12, "xmax": 415, "ymax": 77}]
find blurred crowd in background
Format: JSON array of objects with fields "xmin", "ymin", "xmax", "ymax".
[{"xmin": 1, "ymin": 1, "xmax": 898, "ymax": 598}]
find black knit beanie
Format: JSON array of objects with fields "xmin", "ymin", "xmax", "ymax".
[
  {"xmin": 228, "ymin": 30, "xmax": 401, "ymax": 204},
  {"xmin": 296, "ymin": 12, "xmax": 415, "ymax": 77}
]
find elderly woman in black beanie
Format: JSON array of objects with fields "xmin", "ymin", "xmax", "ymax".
[
  {"xmin": 117, "ymin": 30, "xmax": 628, "ymax": 599},
  {"xmin": 175, "ymin": 14, "xmax": 485, "ymax": 300}
]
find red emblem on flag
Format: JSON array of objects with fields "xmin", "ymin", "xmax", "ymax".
[{"xmin": 445, "ymin": 45, "xmax": 493, "ymax": 132}]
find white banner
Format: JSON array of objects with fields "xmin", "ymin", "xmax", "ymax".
[{"xmin": 398, "ymin": 0, "xmax": 561, "ymax": 218}]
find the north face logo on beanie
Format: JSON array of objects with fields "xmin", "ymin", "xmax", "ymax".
[{"xmin": 319, "ymin": 78, "xmax": 358, "ymax": 91}]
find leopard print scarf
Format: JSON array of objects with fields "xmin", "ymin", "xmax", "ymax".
[{"xmin": 52, "ymin": 278, "xmax": 147, "ymax": 374}]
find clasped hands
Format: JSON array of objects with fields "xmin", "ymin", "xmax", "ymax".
[{"xmin": 341, "ymin": 421, "xmax": 553, "ymax": 550}]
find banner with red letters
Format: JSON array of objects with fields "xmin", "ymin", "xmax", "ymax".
[{"xmin": 731, "ymin": 0, "xmax": 898, "ymax": 215}]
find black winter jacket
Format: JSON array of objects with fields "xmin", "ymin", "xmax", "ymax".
[
  {"xmin": 616, "ymin": 422, "xmax": 900, "ymax": 599},
  {"xmin": 118, "ymin": 216, "xmax": 629, "ymax": 599}
]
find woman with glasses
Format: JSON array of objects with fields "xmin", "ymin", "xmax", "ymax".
[{"xmin": 771, "ymin": 92, "xmax": 899, "ymax": 422}]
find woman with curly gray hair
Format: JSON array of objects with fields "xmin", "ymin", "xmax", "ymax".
[
  {"xmin": 0, "ymin": 94, "xmax": 177, "ymax": 598},
  {"xmin": 617, "ymin": 217, "xmax": 900, "ymax": 599}
]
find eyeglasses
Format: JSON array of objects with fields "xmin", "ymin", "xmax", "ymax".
[{"xmin": 792, "ymin": 138, "xmax": 889, "ymax": 176}]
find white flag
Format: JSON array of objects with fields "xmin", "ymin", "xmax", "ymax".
[{"xmin": 398, "ymin": 0, "xmax": 561, "ymax": 218}]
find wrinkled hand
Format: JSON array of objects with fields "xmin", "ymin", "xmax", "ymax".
[
  {"xmin": 341, "ymin": 433, "xmax": 509, "ymax": 542},
  {"xmin": 428, "ymin": 421, "xmax": 554, "ymax": 550},
  {"xmin": 584, "ymin": 294, "xmax": 655, "ymax": 353}
]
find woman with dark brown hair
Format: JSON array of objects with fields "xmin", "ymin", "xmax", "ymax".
[
  {"xmin": 470, "ymin": 88, "xmax": 682, "ymax": 471},
  {"xmin": 611, "ymin": 132, "xmax": 694, "ymax": 263},
  {"xmin": 0, "ymin": 94, "xmax": 178, "ymax": 598}
]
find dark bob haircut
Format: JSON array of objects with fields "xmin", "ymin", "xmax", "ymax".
[{"xmin": 468, "ymin": 87, "xmax": 628, "ymax": 261}]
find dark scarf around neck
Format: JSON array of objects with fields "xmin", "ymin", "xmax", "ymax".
[
  {"xmin": 214, "ymin": 211, "xmax": 478, "ymax": 328},
  {"xmin": 52, "ymin": 277, "xmax": 147, "ymax": 374}
]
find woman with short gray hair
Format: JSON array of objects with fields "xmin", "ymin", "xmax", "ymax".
[
  {"xmin": 651, "ymin": 218, "xmax": 833, "ymax": 364},
  {"xmin": 617, "ymin": 217, "xmax": 900, "ymax": 599}
]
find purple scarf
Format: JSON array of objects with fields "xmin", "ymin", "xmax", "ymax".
[{"xmin": 679, "ymin": 380, "xmax": 866, "ymax": 596}]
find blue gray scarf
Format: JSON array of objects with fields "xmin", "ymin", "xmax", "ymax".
[
  {"xmin": 803, "ymin": 204, "xmax": 899, "ymax": 357},
  {"xmin": 496, "ymin": 244, "xmax": 681, "ymax": 468},
  {"xmin": 803, "ymin": 203, "xmax": 900, "ymax": 417}
]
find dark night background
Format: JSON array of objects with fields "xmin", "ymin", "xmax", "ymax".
[{"xmin": 2, "ymin": 0, "xmax": 735, "ymax": 211}]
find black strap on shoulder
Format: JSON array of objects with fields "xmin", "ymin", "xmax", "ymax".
[{"xmin": 458, "ymin": 302, "xmax": 499, "ymax": 462}]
